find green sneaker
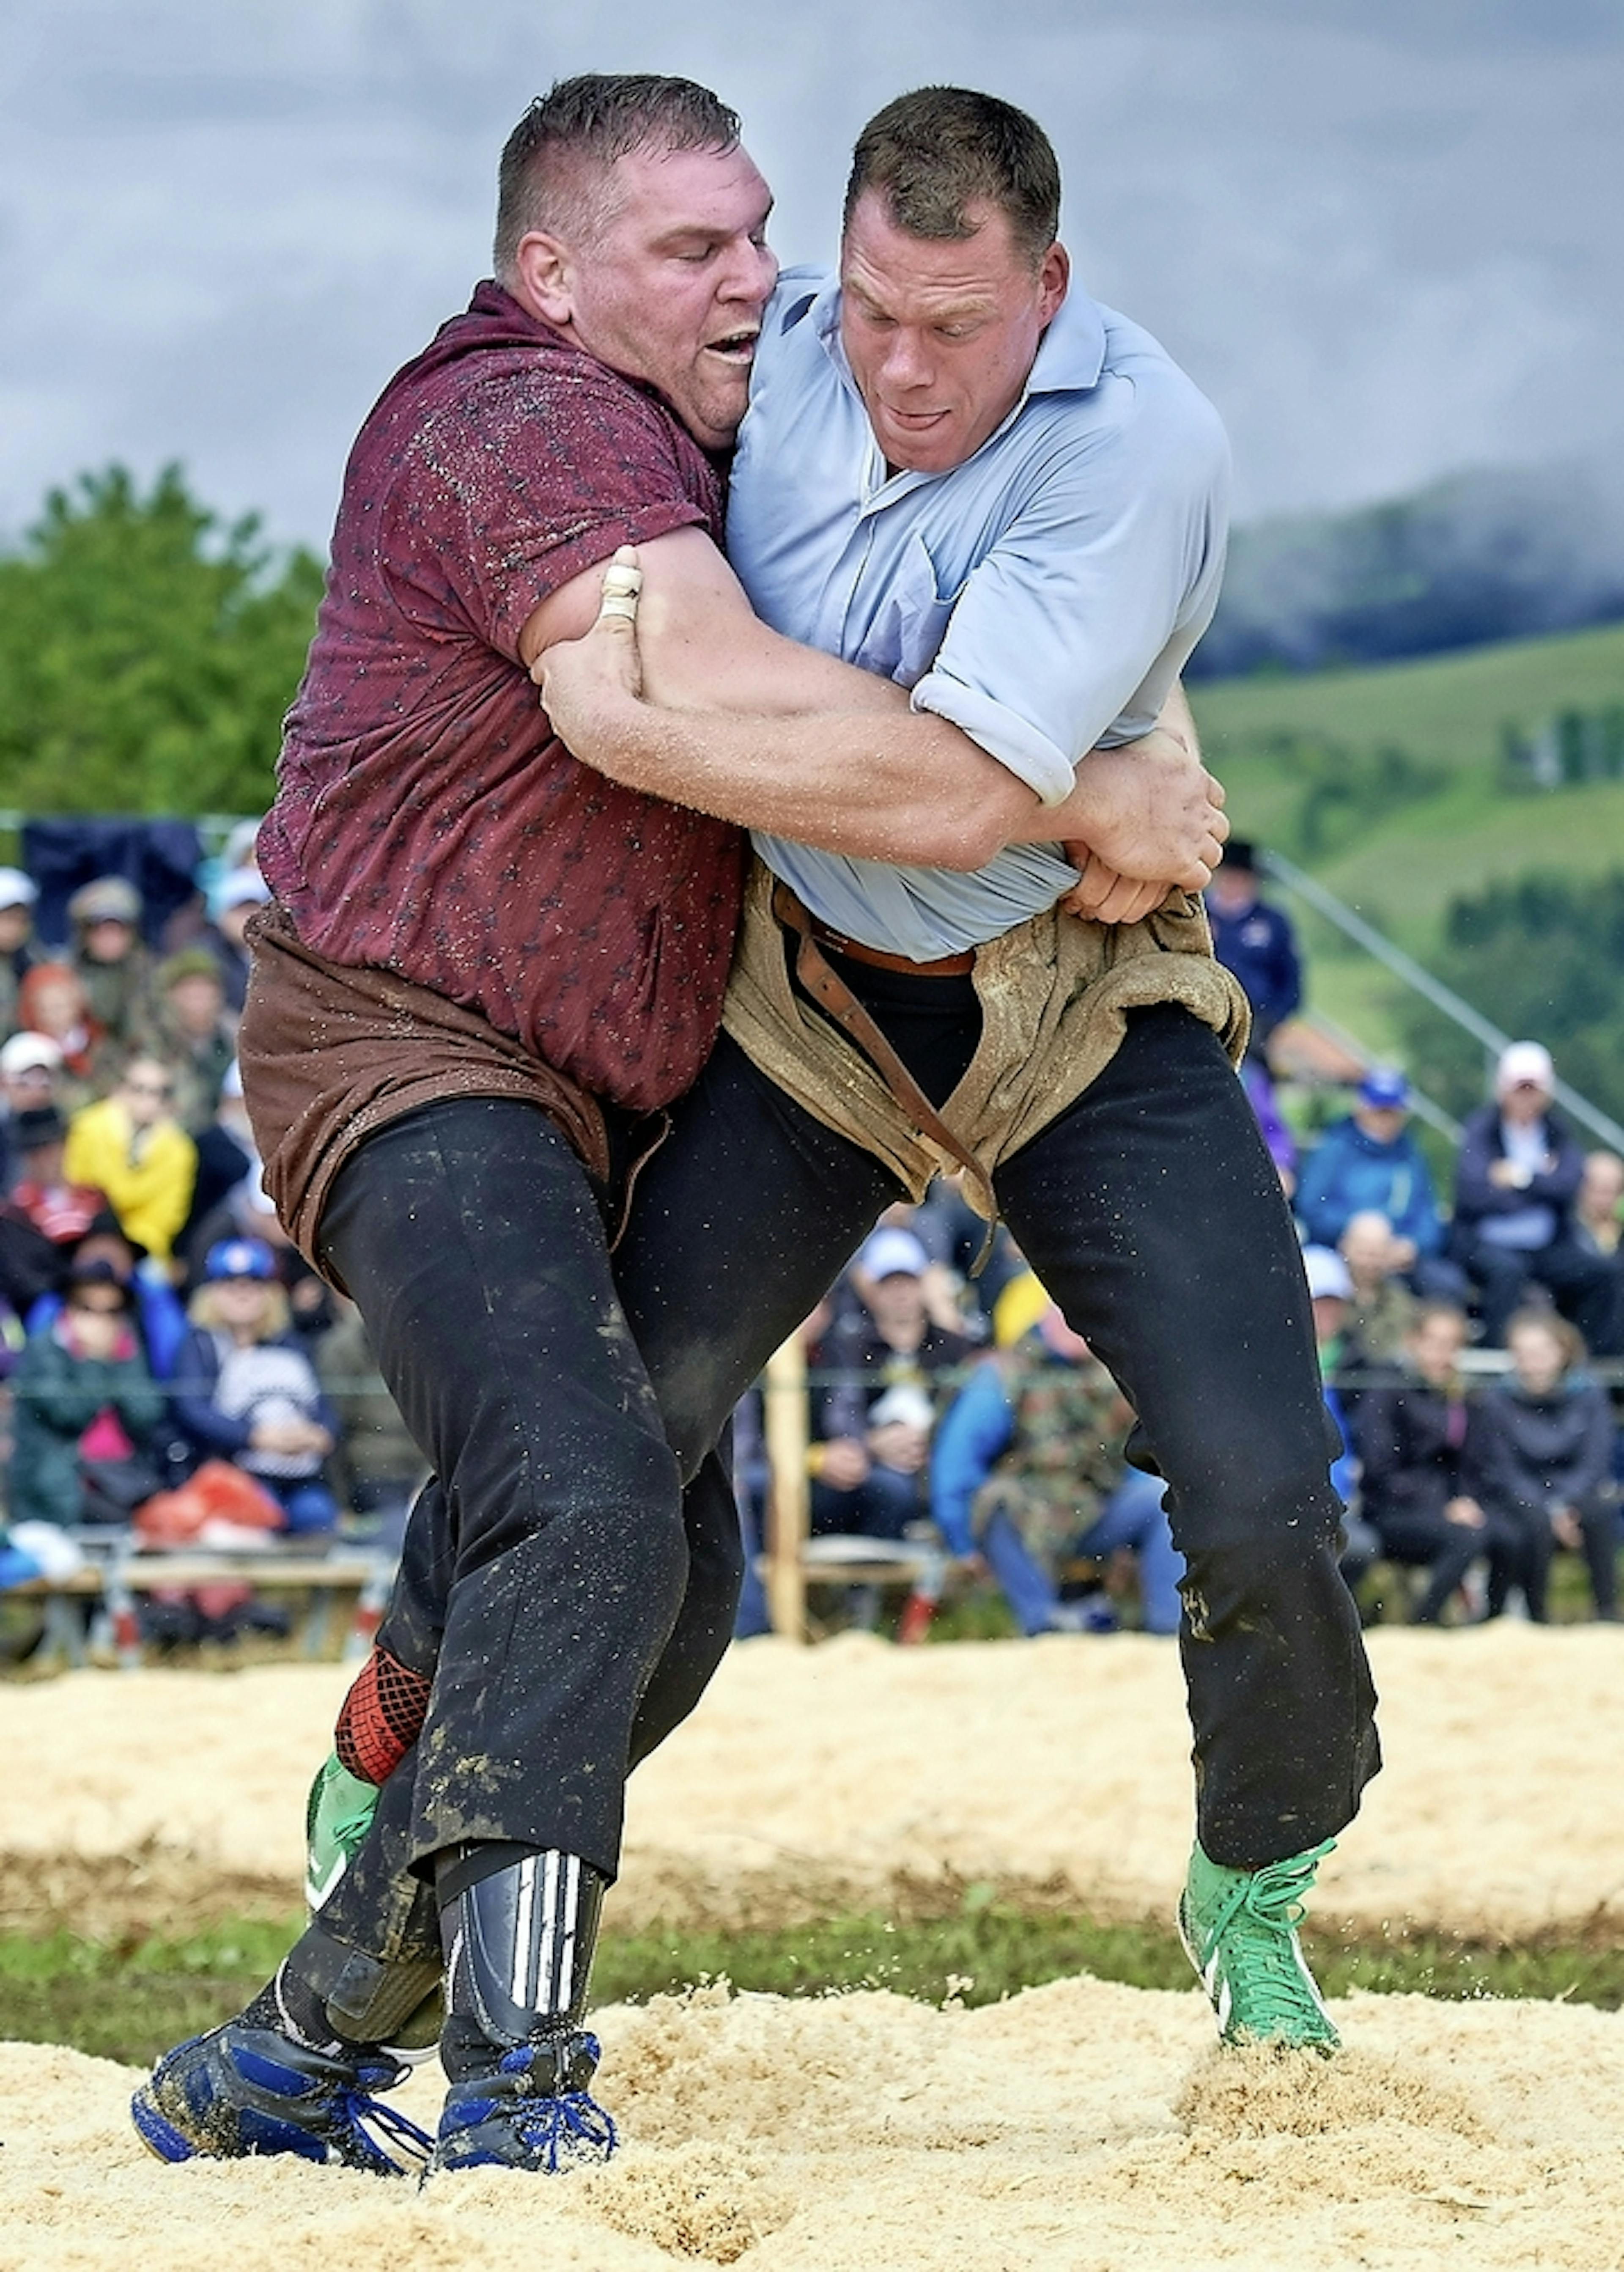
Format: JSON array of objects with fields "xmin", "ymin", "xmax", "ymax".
[
  {"xmin": 1178, "ymin": 1837, "xmax": 1340, "ymax": 2052},
  {"xmin": 304, "ymin": 1752, "xmax": 381, "ymax": 1912}
]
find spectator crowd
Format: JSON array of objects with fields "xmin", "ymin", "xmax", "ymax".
[
  {"xmin": 0, "ymin": 837, "xmax": 424, "ymax": 1641},
  {"xmin": 734, "ymin": 848, "xmax": 1624, "ymax": 1641},
  {"xmin": 2, "ymin": 826, "xmax": 1620, "ymax": 1652}
]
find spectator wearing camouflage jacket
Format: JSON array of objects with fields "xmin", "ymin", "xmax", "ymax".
[{"xmin": 931, "ymin": 1305, "xmax": 1183, "ymax": 1634}]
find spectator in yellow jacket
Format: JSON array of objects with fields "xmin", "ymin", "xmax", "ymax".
[{"xmin": 63, "ymin": 1056, "xmax": 196, "ymax": 1264}]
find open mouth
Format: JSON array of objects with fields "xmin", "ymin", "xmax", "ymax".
[{"xmin": 703, "ymin": 329, "xmax": 759, "ymax": 363}]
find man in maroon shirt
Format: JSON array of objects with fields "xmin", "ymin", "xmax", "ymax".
[{"xmin": 134, "ymin": 75, "xmax": 1227, "ymax": 2182}]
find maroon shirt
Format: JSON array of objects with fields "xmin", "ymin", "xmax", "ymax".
[{"xmin": 259, "ymin": 282, "xmax": 746, "ymax": 1113}]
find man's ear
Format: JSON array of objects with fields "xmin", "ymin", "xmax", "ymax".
[
  {"xmin": 510, "ymin": 230, "xmax": 577, "ymax": 330},
  {"xmin": 1037, "ymin": 239, "xmax": 1070, "ymax": 327}
]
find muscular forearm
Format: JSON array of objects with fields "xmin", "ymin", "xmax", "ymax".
[
  {"xmin": 544, "ymin": 673, "xmax": 1224, "ymax": 885},
  {"xmin": 635, "ymin": 577, "xmax": 911, "ymax": 723},
  {"xmin": 535, "ymin": 551, "xmax": 1226, "ymax": 886},
  {"xmin": 563, "ymin": 697, "xmax": 1034, "ymax": 870}
]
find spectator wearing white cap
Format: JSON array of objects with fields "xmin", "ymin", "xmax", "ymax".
[
  {"xmin": 1451, "ymin": 1042, "xmax": 1618, "ymax": 1351},
  {"xmin": 1299, "ymin": 1245, "xmax": 1375, "ymax": 1582},
  {"xmin": 809, "ymin": 1226, "xmax": 975, "ymax": 1551},
  {"xmin": 1, "ymin": 1029, "xmax": 60, "ymax": 1098},
  {"xmin": 13, "ymin": 964, "xmax": 107, "ymax": 1114},
  {"xmin": 0, "ymin": 868, "xmax": 40, "ymax": 1038},
  {"xmin": 0, "ymin": 1030, "xmax": 62, "ymax": 1195}
]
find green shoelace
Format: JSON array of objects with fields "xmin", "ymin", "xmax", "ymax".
[{"xmin": 1192, "ymin": 1837, "xmax": 1336, "ymax": 2031}]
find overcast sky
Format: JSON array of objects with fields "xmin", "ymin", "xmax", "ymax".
[{"xmin": 3, "ymin": 0, "xmax": 1620, "ymax": 551}]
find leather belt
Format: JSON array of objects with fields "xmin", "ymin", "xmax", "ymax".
[
  {"xmin": 805, "ymin": 914, "xmax": 976, "ymax": 979},
  {"xmin": 770, "ymin": 880, "xmax": 997, "ymax": 1269}
]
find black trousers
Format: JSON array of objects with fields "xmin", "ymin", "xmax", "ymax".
[
  {"xmin": 1498, "ymin": 1493, "xmax": 1620, "ymax": 1620},
  {"xmin": 1458, "ymin": 1234, "xmax": 1620, "ymax": 1354},
  {"xmin": 318, "ymin": 997, "xmax": 1379, "ymax": 1971},
  {"xmin": 1374, "ymin": 1507, "xmax": 1520, "ymax": 1624}
]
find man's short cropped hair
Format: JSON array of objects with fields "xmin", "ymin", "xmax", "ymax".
[
  {"xmin": 494, "ymin": 73, "xmax": 741, "ymax": 279},
  {"xmin": 843, "ymin": 87, "xmax": 1061, "ymax": 270}
]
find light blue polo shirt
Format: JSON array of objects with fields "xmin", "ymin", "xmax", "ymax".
[{"xmin": 727, "ymin": 268, "xmax": 1230, "ymax": 961}]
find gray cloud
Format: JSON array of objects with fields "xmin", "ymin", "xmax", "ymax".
[{"xmin": 2, "ymin": 0, "xmax": 1620, "ymax": 547}]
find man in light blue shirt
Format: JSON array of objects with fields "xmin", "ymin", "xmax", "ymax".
[
  {"xmin": 543, "ymin": 87, "xmax": 1376, "ymax": 2056},
  {"xmin": 731, "ymin": 261, "xmax": 1227, "ymax": 962}
]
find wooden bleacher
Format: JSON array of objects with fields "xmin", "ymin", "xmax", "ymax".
[{"xmin": 5, "ymin": 1543, "xmax": 391, "ymax": 1668}]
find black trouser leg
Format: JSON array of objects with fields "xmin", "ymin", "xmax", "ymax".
[
  {"xmin": 1463, "ymin": 1244, "xmax": 1533, "ymax": 1348},
  {"xmin": 371, "ymin": 1036, "xmax": 905, "ymax": 1771},
  {"xmin": 1379, "ymin": 1511, "xmax": 1484, "ymax": 1623},
  {"xmin": 1527, "ymin": 1241, "xmax": 1617, "ymax": 1353},
  {"xmin": 314, "ymin": 1048, "xmax": 900, "ymax": 1983},
  {"xmin": 1515, "ymin": 1508, "xmax": 1555, "ymax": 1621},
  {"xmin": 315, "ymin": 1099, "xmax": 687, "ymax": 1885},
  {"xmin": 1578, "ymin": 1494, "xmax": 1620, "ymax": 1615},
  {"xmin": 991, "ymin": 1004, "xmax": 1379, "ymax": 1870},
  {"xmin": 609, "ymin": 1030, "xmax": 905, "ymax": 1484},
  {"xmin": 367, "ymin": 1448, "xmax": 744, "ymax": 1779},
  {"xmin": 626, "ymin": 1445, "xmax": 747, "ymax": 1768}
]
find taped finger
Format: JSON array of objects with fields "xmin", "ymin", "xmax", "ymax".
[{"xmin": 598, "ymin": 545, "xmax": 643, "ymax": 623}]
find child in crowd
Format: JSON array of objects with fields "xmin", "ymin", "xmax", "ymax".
[
  {"xmin": 8, "ymin": 1256, "xmax": 165, "ymax": 1527},
  {"xmin": 1355, "ymin": 1302, "xmax": 1520, "ymax": 1623},
  {"xmin": 169, "ymin": 1237, "xmax": 340, "ymax": 1535},
  {"xmin": 15, "ymin": 963, "xmax": 107, "ymax": 1110}
]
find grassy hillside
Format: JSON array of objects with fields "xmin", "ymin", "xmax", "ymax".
[{"xmin": 1187, "ymin": 621, "xmax": 1624, "ymax": 1061}]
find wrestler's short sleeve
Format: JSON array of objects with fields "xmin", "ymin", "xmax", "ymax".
[
  {"xmin": 910, "ymin": 381, "xmax": 1230, "ymax": 805},
  {"xmin": 398, "ymin": 360, "xmax": 716, "ymax": 662}
]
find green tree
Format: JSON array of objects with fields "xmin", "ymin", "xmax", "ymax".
[
  {"xmin": 1393, "ymin": 870, "xmax": 1624, "ymax": 1126},
  {"xmin": 0, "ymin": 464, "xmax": 322, "ymax": 817}
]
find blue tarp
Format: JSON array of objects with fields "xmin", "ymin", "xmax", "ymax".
[{"xmin": 22, "ymin": 817, "xmax": 204, "ymax": 951}]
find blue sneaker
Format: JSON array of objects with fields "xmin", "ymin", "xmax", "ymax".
[
  {"xmin": 131, "ymin": 2022, "xmax": 434, "ymax": 2176},
  {"xmin": 428, "ymin": 2033, "xmax": 617, "ymax": 2174}
]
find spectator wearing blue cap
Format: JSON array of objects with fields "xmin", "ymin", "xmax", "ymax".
[
  {"xmin": 169, "ymin": 1236, "xmax": 340, "ymax": 1533},
  {"xmin": 1296, "ymin": 1069, "xmax": 1454, "ymax": 1290}
]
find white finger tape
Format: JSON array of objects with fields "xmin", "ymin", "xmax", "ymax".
[{"xmin": 599, "ymin": 556, "xmax": 642, "ymax": 621}]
